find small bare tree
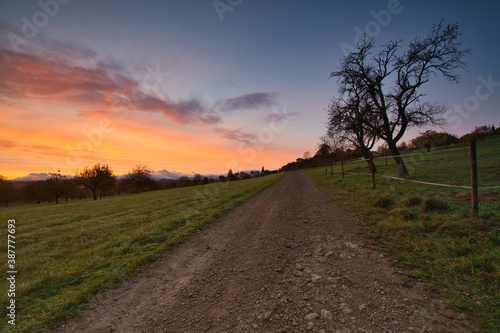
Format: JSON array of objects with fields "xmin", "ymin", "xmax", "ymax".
[
  {"xmin": 75, "ymin": 163, "xmax": 115, "ymax": 200},
  {"xmin": 0, "ymin": 175, "xmax": 18, "ymax": 207},
  {"xmin": 326, "ymin": 86, "xmax": 378, "ymax": 170},
  {"xmin": 46, "ymin": 171, "xmax": 65, "ymax": 204},
  {"xmin": 125, "ymin": 163, "xmax": 153, "ymax": 194}
]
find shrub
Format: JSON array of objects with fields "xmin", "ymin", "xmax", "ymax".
[
  {"xmin": 422, "ymin": 198, "xmax": 451, "ymax": 213},
  {"xmin": 375, "ymin": 196, "xmax": 395, "ymax": 209},
  {"xmin": 391, "ymin": 208, "xmax": 419, "ymax": 221},
  {"xmin": 404, "ymin": 196, "xmax": 423, "ymax": 207}
]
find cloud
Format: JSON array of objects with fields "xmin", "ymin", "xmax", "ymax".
[
  {"xmin": 217, "ymin": 92, "xmax": 278, "ymax": 112},
  {"xmin": 0, "ymin": 133, "xmax": 66, "ymax": 157},
  {"xmin": 263, "ymin": 111, "xmax": 300, "ymax": 123},
  {"xmin": 0, "ymin": 47, "xmax": 129, "ymax": 100},
  {"xmin": 0, "ymin": 140, "xmax": 17, "ymax": 148},
  {"xmin": 212, "ymin": 127, "xmax": 257, "ymax": 144},
  {"xmin": 0, "ymin": 47, "xmax": 220, "ymax": 125},
  {"xmin": 152, "ymin": 169, "xmax": 190, "ymax": 180},
  {"xmin": 14, "ymin": 173, "xmax": 52, "ymax": 181},
  {"xmin": 152, "ymin": 169, "xmax": 225, "ymax": 180}
]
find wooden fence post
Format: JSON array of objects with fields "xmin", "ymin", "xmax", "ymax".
[
  {"xmin": 341, "ymin": 159, "xmax": 344, "ymax": 181},
  {"xmin": 370, "ymin": 153, "xmax": 376, "ymax": 189},
  {"xmin": 470, "ymin": 140, "xmax": 478, "ymax": 217}
]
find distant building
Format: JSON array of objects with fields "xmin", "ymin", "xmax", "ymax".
[{"xmin": 296, "ymin": 158, "xmax": 305, "ymax": 163}]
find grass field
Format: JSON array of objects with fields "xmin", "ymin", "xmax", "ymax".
[
  {"xmin": 0, "ymin": 172, "xmax": 284, "ymax": 332},
  {"xmin": 302, "ymin": 136, "xmax": 500, "ymax": 332}
]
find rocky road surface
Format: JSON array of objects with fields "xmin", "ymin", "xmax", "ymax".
[{"xmin": 56, "ymin": 172, "xmax": 474, "ymax": 333}]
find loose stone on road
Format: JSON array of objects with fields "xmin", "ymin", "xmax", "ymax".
[{"xmin": 57, "ymin": 172, "xmax": 473, "ymax": 332}]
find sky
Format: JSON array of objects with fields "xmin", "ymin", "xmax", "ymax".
[{"xmin": 1, "ymin": 0, "xmax": 499, "ymax": 180}]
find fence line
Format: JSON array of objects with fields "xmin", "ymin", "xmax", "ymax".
[
  {"xmin": 335, "ymin": 171, "xmax": 500, "ymax": 190},
  {"xmin": 341, "ymin": 141, "xmax": 500, "ymax": 162},
  {"xmin": 326, "ymin": 140, "xmax": 498, "ymax": 217}
]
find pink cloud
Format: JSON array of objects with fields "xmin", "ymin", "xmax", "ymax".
[
  {"xmin": 0, "ymin": 48, "xmax": 221, "ymax": 125},
  {"xmin": 216, "ymin": 92, "xmax": 279, "ymax": 112}
]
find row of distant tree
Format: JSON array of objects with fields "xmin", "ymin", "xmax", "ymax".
[
  {"xmin": 281, "ymin": 124, "xmax": 499, "ymax": 172},
  {"xmin": 0, "ymin": 164, "xmax": 272, "ymax": 207}
]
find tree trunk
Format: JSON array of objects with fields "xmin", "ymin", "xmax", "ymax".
[
  {"xmin": 92, "ymin": 190, "xmax": 97, "ymax": 200},
  {"xmin": 388, "ymin": 142, "xmax": 409, "ymax": 176},
  {"xmin": 361, "ymin": 147, "xmax": 377, "ymax": 172}
]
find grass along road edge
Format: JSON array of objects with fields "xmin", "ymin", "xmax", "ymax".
[
  {"xmin": 301, "ymin": 143, "xmax": 499, "ymax": 333},
  {"xmin": 0, "ymin": 173, "xmax": 284, "ymax": 332}
]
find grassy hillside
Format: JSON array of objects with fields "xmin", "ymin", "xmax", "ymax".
[
  {"xmin": 302, "ymin": 136, "xmax": 499, "ymax": 332},
  {"xmin": 0, "ymin": 173, "xmax": 284, "ymax": 332}
]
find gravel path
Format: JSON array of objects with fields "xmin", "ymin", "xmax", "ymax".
[{"xmin": 56, "ymin": 172, "xmax": 473, "ymax": 332}]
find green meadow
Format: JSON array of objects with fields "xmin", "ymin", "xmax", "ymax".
[
  {"xmin": 0, "ymin": 173, "xmax": 284, "ymax": 332},
  {"xmin": 302, "ymin": 136, "xmax": 500, "ymax": 332}
]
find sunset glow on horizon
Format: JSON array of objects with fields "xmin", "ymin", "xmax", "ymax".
[{"xmin": 1, "ymin": 1, "xmax": 499, "ymax": 180}]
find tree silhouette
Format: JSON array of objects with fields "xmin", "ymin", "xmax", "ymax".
[
  {"xmin": 326, "ymin": 86, "xmax": 377, "ymax": 171},
  {"xmin": 331, "ymin": 21, "xmax": 469, "ymax": 176},
  {"xmin": 75, "ymin": 163, "xmax": 115, "ymax": 200},
  {"xmin": 125, "ymin": 163, "xmax": 153, "ymax": 194},
  {"xmin": 21, "ymin": 181, "xmax": 49, "ymax": 204},
  {"xmin": 193, "ymin": 174, "xmax": 203, "ymax": 185},
  {"xmin": 46, "ymin": 171, "xmax": 65, "ymax": 204},
  {"xmin": 410, "ymin": 130, "xmax": 460, "ymax": 149},
  {"xmin": 0, "ymin": 176, "xmax": 18, "ymax": 207}
]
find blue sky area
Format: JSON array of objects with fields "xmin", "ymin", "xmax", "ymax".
[{"xmin": 0, "ymin": 0, "xmax": 499, "ymax": 178}]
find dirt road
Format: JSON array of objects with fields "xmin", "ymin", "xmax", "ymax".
[{"xmin": 57, "ymin": 172, "xmax": 473, "ymax": 332}]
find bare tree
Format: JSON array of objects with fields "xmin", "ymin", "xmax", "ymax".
[
  {"xmin": 0, "ymin": 175, "xmax": 18, "ymax": 207},
  {"xmin": 75, "ymin": 163, "xmax": 115, "ymax": 200},
  {"xmin": 98, "ymin": 175, "xmax": 116, "ymax": 198},
  {"xmin": 326, "ymin": 89, "xmax": 377, "ymax": 170},
  {"xmin": 227, "ymin": 169, "xmax": 236, "ymax": 181},
  {"xmin": 331, "ymin": 21, "xmax": 469, "ymax": 176},
  {"xmin": 319, "ymin": 134, "xmax": 346, "ymax": 154},
  {"xmin": 193, "ymin": 174, "xmax": 203, "ymax": 185},
  {"xmin": 125, "ymin": 163, "xmax": 153, "ymax": 194},
  {"xmin": 46, "ymin": 171, "xmax": 65, "ymax": 204},
  {"xmin": 178, "ymin": 176, "xmax": 192, "ymax": 187},
  {"xmin": 21, "ymin": 181, "xmax": 49, "ymax": 204},
  {"xmin": 303, "ymin": 151, "xmax": 311, "ymax": 160},
  {"xmin": 315, "ymin": 141, "xmax": 332, "ymax": 159}
]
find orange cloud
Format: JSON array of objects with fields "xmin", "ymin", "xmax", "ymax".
[
  {"xmin": 0, "ymin": 47, "xmax": 222, "ymax": 126},
  {"xmin": 0, "ymin": 44, "xmax": 296, "ymax": 180}
]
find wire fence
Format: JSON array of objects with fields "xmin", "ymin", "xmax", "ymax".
[{"xmin": 325, "ymin": 138, "xmax": 500, "ymax": 216}]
